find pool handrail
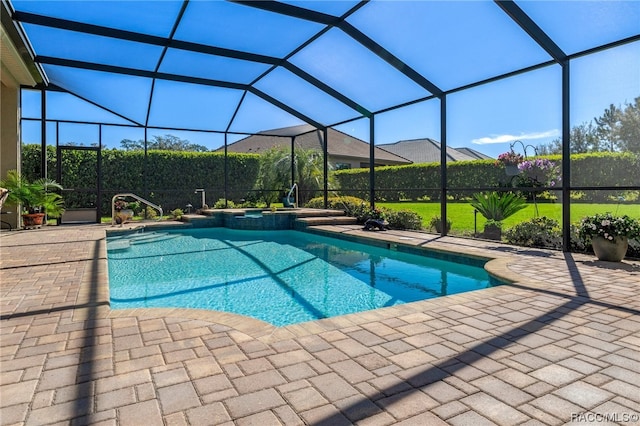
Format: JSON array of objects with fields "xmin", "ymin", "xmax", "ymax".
[
  {"xmin": 112, "ymin": 193, "xmax": 163, "ymax": 225},
  {"xmin": 286, "ymin": 183, "xmax": 298, "ymax": 208}
]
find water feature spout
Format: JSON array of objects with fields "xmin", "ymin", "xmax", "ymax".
[{"xmin": 194, "ymin": 189, "xmax": 206, "ymax": 209}]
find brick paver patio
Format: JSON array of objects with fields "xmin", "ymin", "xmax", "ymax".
[{"xmin": 1, "ymin": 224, "xmax": 639, "ymax": 425}]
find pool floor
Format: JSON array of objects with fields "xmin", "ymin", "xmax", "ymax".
[{"xmin": 107, "ymin": 228, "xmax": 495, "ymax": 326}]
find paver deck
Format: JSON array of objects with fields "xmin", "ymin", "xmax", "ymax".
[{"xmin": 1, "ymin": 224, "xmax": 639, "ymax": 425}]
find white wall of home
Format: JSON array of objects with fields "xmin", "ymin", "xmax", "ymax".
[{"xmin": 1, "ymin": 23, "xmax": 37, "ymax": 229}]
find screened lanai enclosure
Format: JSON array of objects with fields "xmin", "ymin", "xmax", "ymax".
[{"xmin": 3, "ymin": 0, "xmax": 639, "ymax": 251}]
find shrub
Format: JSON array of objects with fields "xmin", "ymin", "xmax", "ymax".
[
  {"xmin": 627, "ymin": 238, "xmax": 640, "ymax": 259},
  {"xmin": 357, "ymin": 207, "xmax": 388, "ymax": 223},
  {"xmin": 387, "ymin": 210, "xmax": 423, "ymax": 230},
  {"xmin": 145, "ymin": 206, "xmax": 158, "ymax": 219},
  {"xmin": 305, "ymin": 196, "xmax": 367, "ymax": 211},
  {"xmin": 306, "ymin": 196, "xmax": 422, "ymax": 230},
  {"xmin": 170, "ymin": 208, "xmax": 184, "ymax": 220},
  {"xmin": 505, "ymin": 217, "xmax": 562, "ymax": 249},
  {"xmin": 505, "ymin": 219, "xmax": 588, "ymax": 252},
  {"xmin": 303, "ymin": 197, "xmax": 324, "ymax": 209},
  {"xmin": 236, "ymin": 200, "xmax": 259, "ymax": 208},
  {"xmin": 569, "ymin": 225, "xmax": 587, "ymax": 253},
  {"xmin": 429, "ymin": 216, "xmax": 451, "ymax": 233},
  {"xmin": 213, "ymin": 198, "xmax": 235, "ymax": 209},
  {"xmin": 305, "ymin": 196, "xmax": 374, "ymax": 222},
  {"xmin": 126, "ymin": 201, "xmax": 141, "ymax": 214}
]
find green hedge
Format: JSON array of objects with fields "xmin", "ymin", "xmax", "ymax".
[
  {"xmin": 374, "ymin": 162, "xmax": 442, "ymax": 201},
  {"xmin": 21, "ymin": 145, "xmax": 260, "ymax": 215},
  {"xmin": 335, "ymin": 153, "xmax": 639, "ymax": 202},
  {"xmin": 20, "ymin": 145, "xmax": 639, "ymax": 215}
]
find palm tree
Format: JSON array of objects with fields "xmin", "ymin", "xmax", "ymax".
[
  {"xmin": 293, "ymin": 148, "xmax": 325, "ymax": 205},
  {"xmin": 254, "ymin": 148, "xmax": 289, "ymax": 207},
  {"xmin": 254, "ymin": 147, "xmax": 327, "ymax": 207},
  {"xmin": 0, "ymin": 170, "xmax": 64, "ymax": 216}
]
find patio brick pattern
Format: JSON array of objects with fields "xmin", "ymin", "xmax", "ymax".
[{"xmin": 1, "ymin": 224, "xmax": 639, "ymax": 425}]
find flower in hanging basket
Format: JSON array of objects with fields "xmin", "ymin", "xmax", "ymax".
[
  {"xmin": 495, "ymin": 151, "xmax": 524, "ymax": 167},
  {"xmin": 517, "ymin": 158, "xmax": 561, "ymax": 187},
  {"xmin": 578, "ymin": 212, "xmax": 640, "ymax": 241}
]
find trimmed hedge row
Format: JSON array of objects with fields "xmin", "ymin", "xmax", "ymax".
[
  {"xmin": 21, "ymin": 145, "xmax": 638, "ymax": 215},
  {"xmin": 22, "ymin": 145, "xmax": 260, "ymax": 214},
  {"xmin": 334, "ymin": 152, "xmax": 639, "ymax": 201}
]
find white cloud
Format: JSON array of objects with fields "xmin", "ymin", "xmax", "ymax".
[{"xmin": 472, "ymin": 129, "xmax": 560, "ymax": 145}]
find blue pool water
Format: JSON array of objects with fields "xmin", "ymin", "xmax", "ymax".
[{"xmin": 107, "ymin": 228, "xmax": 496, "ymax": 326}]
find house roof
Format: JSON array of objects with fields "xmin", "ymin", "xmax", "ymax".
[
  {"xmin": 377, "ymin": 138, "xmax": 490, "ymax": 164},
  {"xmin": 453, "ymin": 147, "xmax": 493, "ymax": 160},
  {"xmin": 222, "ymin": 125, "xmax": 411, "ymax": 165}
]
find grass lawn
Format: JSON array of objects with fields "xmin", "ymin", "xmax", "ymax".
[{"xmin": 379, "ymin": 201, "xmax": 640, "ymax": 234}]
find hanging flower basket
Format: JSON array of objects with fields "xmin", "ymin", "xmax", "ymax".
[
  {"xmin": 495, "ymin": 151, "xmax": 524, "ymax": 176},
  {"xmin": 505, "ymin": 164, "xmax": 520, "ymax": 176}
]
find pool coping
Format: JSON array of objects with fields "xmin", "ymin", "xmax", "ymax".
[{"xmin": 102, "ymin": 223, "xmax": 544, "ymax": 342}]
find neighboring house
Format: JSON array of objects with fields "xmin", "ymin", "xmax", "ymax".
[
  {"xmin": 453, "ymin": 147, "xmax": 493, "ymax": 161},
  {"xmin": 221, "ymin": 125, "xmax": 411, "ymax": 169},
  {"xmin": 377, "ymin": 138, "xmax": 492, "ymax": 164}
]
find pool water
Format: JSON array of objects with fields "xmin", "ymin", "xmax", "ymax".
[{"xmin": 107, "ymin": 228, "xmax": 496, "ymax": 326}]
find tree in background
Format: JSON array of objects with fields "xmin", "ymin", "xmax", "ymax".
[
  {"xmin": 292, "ymin": 148, "xmax": 326, "ymax": 205},
  {"xmin": 254, "ymin": 147, "xmax": 290, "ymax": 207},
  {"xmin": 618, "ymin": 97, "xmax": 640, "ymax": 153},
  {"xmin": 594, "ymin": 104, "xmax": 622, "ymax": 151},
  {"xmin": 119, "ymin": 134, "xmax": 209, "ymax": 152},
  {"xmin": 535, "ymin": 122, "xmax": 598, "ymax": 155},
  {"xmin": 536, "ymin": 96, "xmax": 640, "ymax": 154},
  {"xmin": 253, "ymin": 147, "xmax": 326, "ymax": 207}
]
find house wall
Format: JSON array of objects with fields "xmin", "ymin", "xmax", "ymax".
[
  {"xmin": 329, "ymin": 156, "xmax": 359, "ymax": 169},
  {"xmin": 1, "ymin": 23, "xmax": 37, "ymax": 229},
  {"xmin": 1, "ymin": 79, "xmax": 22, "ymax": 229},
  {"xmin": 329, "ymin": 156, "xmax": 406, "ymax": 169}
]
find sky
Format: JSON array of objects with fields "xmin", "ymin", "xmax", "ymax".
[{"xmin": 17, "ymin": 0, "xmax": 640, "ymax": 159}]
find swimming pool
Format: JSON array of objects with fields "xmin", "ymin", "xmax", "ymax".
[{"xmin": 107, "ymin": 228, "xmax": 498, "ymax": 326}]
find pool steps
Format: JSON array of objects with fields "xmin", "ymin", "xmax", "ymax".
[
  {"xmin": 106, "ymin": 209, "xmax": 359, "ymax": 242},
  {"xmin": 180, "ymin": 208, "xmax": 357, "ymax": 231},
  {"xmin": 107, "ymin": 231, "xmax": 179, "ymax": 251}
]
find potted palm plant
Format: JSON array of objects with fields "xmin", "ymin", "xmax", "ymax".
[
  {"xmin": 470, "ymin": 191, "xmax": 527, "ymax": 240},
  {"xmin": 0, "ymin": 170, "xmax": 64, "ymax": 229}
]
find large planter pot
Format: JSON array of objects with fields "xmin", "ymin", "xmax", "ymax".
[
  {"xmin": 591, "ymin": 236, "xmax": 628, "ymax": 262},
  {"xmin": 22, "ymin": 213, "xmax": 45, "ymax": 229}
]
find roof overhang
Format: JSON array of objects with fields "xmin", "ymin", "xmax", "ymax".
[{"xmin": 1, "ymin": 1, "xmax": 44, "ymax": 87}]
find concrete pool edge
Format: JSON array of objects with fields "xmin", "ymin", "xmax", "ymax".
[{"xmin": 101, "ymin": 223, "xmax": 548, "ymax": 341}]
